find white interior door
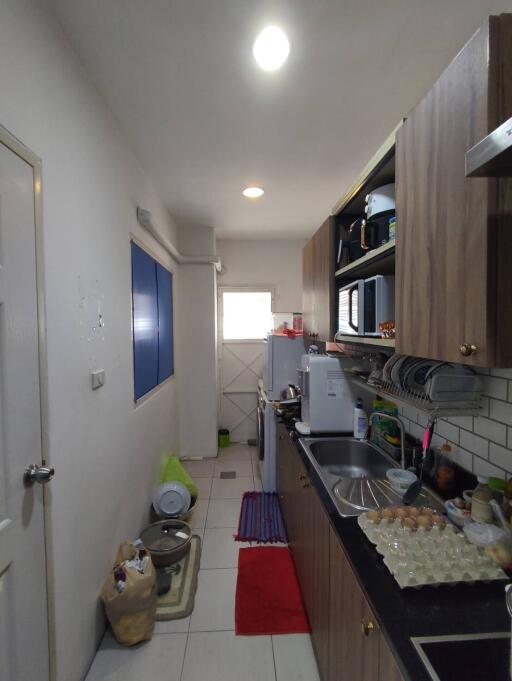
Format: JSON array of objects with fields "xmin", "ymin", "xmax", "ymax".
[{"xmin": 0, "ymin": 134, "xmax": 50, "ymax": 681}]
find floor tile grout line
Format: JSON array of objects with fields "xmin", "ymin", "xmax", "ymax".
[
  {"xmin": 270, "ymin": 634, "xmax": 279, "ymax": 681},
  {"xmin": 178, "ymin": 630, "xmax": 190, "ymax": 681}
]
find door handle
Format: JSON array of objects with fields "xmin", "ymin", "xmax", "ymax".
[{"xmin": 24, "ymin": 463, "xmax": 55, "ymax": 486}]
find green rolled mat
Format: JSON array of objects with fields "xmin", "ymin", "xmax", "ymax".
[{"xmin": 159, "ymin": 454, "xmax": 198, "ymax": 499}]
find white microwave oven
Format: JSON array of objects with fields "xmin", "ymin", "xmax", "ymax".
[{"xmin": 338, "ymin": 275, "xmax": 395, "ymax": 337}]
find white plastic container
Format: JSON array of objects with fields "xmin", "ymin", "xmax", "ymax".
[
  {"xmin": 386, "ymin": 468, "xmax": 417, "ymax": 493},
  {"xmin": 353, "ymin": 398, "xmax": 368, "ymax": 440}
]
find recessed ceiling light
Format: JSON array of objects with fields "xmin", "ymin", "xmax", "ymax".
[
  {"xmin": 253, "ymin": 26, "xmax": 290, "ymax": 71},
  {"xmin": 243, "ymin": 186, "xmax": 264, "ymax": 198}
]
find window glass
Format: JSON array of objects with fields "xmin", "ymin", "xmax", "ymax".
[
  {"xmin": 222, "ymin": 291, "xmax": 272, "ymax": 340},
  {"xmin": 131, "ymin": 242, "xmax": 174, "ymax": 400}
]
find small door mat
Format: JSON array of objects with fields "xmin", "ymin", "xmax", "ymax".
[
  {"xmin": 235, "ymin": 547, "xmax": 310, "ymax": 635},
  {"xmin": 235, "ymin": 492, "xmax": 287, "ymax": 543},
  {"xmin": 155, "ymin": 535, "xmax": 201, "ymax": 620}
]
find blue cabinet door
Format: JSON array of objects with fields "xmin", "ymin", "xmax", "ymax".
[
  {"xmin": 131, "ymin": 242, "xmax": 159, "ymax": 399},
  {"xmin": 156, "ymin": 262, "xmax": 174, "ymax": 382}
]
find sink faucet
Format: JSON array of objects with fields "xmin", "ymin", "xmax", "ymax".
[{"xmin": 367, "ymin": 411, "xmax": 406, "ymax": 470}]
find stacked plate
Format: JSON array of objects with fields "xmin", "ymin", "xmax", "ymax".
[
  {"xmin": 152, "ymin": 482, "xmax": 191, "ymax": 518},
  {"xmin": 382, "ymin": 355, "xmax": 478, "ymax": 400}
]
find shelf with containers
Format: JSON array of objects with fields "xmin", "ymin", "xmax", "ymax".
[{"xmin": 332, "ymin": 124, "xmax": 400, "ymax": 350}]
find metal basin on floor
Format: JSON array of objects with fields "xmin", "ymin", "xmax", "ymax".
[{"xmin": 299, "ymin": 437, "xmax": 443, "ymax": 518}]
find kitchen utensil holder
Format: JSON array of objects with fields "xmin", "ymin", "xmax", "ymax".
[{"xmin": 352, "ymin": 376, "xmax": 482, "ymax": 418}]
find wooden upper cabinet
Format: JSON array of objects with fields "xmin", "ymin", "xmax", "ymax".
[
  {"xmin": 303, "ymin": 216, "xmax": 335, "ymax": 342},
  {"xmin": 395, "ymin": 14, "xmax": 512, "ymax": 367}
]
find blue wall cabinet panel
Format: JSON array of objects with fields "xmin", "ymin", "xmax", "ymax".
[
  {"xmin": 131, "ymin": 243, "xmax": 159, "ymax": 399},
  {"xmin": 156, "ymin": 263, "xmax": 174, "ymax": 382}
]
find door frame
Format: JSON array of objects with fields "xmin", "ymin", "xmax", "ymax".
[{"xmin": 0, "ymin": 124, "xmax": 54, "ymax": 680}]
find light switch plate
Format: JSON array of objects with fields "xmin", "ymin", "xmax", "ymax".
[{"xmin": 91, "ymin": 369, "xmax": 105, "ymax": 390}]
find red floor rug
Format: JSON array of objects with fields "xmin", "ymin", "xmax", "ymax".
[{"xmin": 235, "ymin": 546, "xmax": 310, "ymax": 635}]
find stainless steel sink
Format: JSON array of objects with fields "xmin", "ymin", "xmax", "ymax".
[
  {"xmin": 305, "ymin": 439, "xmax": 392, "ymax": 479},
  {"xmin": 299, "ymin": 437, "xmax": 444, "ymax": 517}
]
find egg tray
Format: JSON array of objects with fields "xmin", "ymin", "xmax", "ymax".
[{"xmin": 357, "ymin": 513, "xmax": 507, "ymax": 589}]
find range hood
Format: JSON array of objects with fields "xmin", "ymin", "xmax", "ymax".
[{"xmin": 466, "ymin": 116, "xmax": 512, "ymax": 177}]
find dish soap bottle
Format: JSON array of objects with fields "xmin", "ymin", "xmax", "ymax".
[{"xmin": 353, "ymin": 398, "xmax": 368, "ymax": 440}]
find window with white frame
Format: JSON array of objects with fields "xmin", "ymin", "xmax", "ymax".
[{"xmin": 220, "ymin": 288, "xmax": 273, "ymax": 341}]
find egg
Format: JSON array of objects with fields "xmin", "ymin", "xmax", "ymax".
[
  {"xmin": 431, "ymin": 515, "xmax": 446, "ymax": 528},
  {"xmin": 408, "ymin": 507, "xmax": 420, "ymax": 517},
  {"xmin": 420, "ymin": 506, "xmax": 434, "ymax": 515},
  {"xmin": 367, "ymin": 510, "xmax": 381, "ymax": 523},
  {"xmin": 416, "ymin": 515, "xmax": 433, "ymax": 529},
  {"xmin": 381, "ymin": 508, "xmax": 395, "ymax": 521},
  {"xmin": 402, "ymin": 517, "xmax": 417, "ymax": 530},
  {"xmin": 394, "ymin": 507, "xmax": 409, "ymax": 520}
]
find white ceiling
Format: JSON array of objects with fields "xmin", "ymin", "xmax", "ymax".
[{"xmin": 45, "ymin": 0, "xmax": 509, "ymax": 239}]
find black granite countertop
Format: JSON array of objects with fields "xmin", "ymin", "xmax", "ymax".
[{"xmin": 287, "ymin": 428, "xmax": 510, "ymax": 681}]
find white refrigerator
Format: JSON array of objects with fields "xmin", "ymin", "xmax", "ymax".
[{"xmin": 262, "ymin": 334, "xmax": 304, "ymax": 400}]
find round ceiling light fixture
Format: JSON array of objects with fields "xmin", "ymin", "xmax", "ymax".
[
  {"xmin": 253, "ymin": 26, "xmax": 290, "ymax": 71},
  {"xmin": 242, "ymin": 186, "xmax": 265, "ymax": 198}
]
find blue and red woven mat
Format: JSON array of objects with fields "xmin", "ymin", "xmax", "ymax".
[{"xmin": 235, "ymin": 492, "xmax": 287, "ymax": 543}]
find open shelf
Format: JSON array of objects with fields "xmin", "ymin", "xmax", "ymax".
[
  {"xmin": 335, "ymin": 240, "xmax": 395, "ymax": 279},
  {"xmin": 333, "ymin": 335, "xmax": 395, "ymax": 350}
]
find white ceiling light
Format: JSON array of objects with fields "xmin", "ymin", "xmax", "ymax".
[
  {"xmin": 253, "ymin": 26, "xmax": 290, "ymax": 71},
  {"xmin": 243, "ymin": 186, "xmax": 264, "ymax": 198}
]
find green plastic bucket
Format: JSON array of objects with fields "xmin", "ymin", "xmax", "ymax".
[{"xmin": 218, "ymin": 429, "xmax": 230, "ymax": 448}]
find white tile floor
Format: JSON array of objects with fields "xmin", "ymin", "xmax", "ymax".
[{"xmin": 85, "ymin": 444, "xmax": 320, "ymax": 681}]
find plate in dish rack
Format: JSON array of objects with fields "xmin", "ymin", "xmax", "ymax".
[{"xmin": 357, "ymin": 513, "xmax": 507, "ymax": 589}]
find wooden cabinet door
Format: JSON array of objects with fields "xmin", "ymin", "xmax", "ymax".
[
  {"xmin": 379, "ymin": 638, "xmax": 404, "ymax": 681},
  {"xmin": 313, "ymin": 216, "xmax": 336, "ymax": 342},
  {"xmin": 396, "ymin": 15, "xmax": 512, "ymax": 366},
  {"xmin": 303, "ymin": 216, "xmax": 335, "ymax": 342},
  {"xmin": 329, "ymin": 527, "xmax": 379, "ymax": 681},
  {"xmin": 303, "ymin": 238, "xmax": 315, "ymax": 339},
  {"xmin": 299, "ymin": 481, "xmax": 330, "ymax": 681}
]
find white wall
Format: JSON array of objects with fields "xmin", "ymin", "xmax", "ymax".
[
  {"xmin": 216, "ymin": 239, "xmax": 307, "ymax": 312},
  {"xmin": 0, "ymin": 2, "xmax": 181, "ymax": 680}
]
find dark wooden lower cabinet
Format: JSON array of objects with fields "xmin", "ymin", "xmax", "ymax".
[{"xmin": 276, "ymin": 425, "xmax": 404, "ymax": 681}]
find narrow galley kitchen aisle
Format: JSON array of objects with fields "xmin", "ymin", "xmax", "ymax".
[{"xmin": 85, "ymin": 443, "xmax": 321, "ymax": 681}]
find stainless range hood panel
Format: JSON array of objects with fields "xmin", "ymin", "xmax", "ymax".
[{"xmin": 466, "ymin": 116, "xmax": 512, "ymax": 177}]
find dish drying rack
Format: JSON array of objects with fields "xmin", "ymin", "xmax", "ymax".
[{"xmin": 351, "ymin": 375, "xmax": 482, "ymax": 418}]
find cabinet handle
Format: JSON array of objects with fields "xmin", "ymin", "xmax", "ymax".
[
  {"xmin": 459, "ymin": 343, "xmax": 477, "ymax": 357},
  {"xmin": 361, "ymin": 619, "xmax": 375, "ymax": 637}
]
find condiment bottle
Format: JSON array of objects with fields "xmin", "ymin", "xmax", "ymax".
[
  {"xmin": 471, "ymin": 476, "xmax": 494, "ymax": 523},
  {"xmin": 436, "ymin": 442, "xmax": 455, "ymax": 493}
]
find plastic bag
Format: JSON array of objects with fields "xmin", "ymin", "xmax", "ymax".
[{"xmin": 101, "ymin": 540, "xmax": 157, "ymax": 645}]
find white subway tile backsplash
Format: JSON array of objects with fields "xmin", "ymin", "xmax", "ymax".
[
  {"xmin": 480, "ymin": 397, "xmax": 490, "ymax": 418},
  {"xmin": 450, "ymin": 446, "xmax": 475, "ymax": 472},
  {"xmin": 490, "ymin": 399, "xmax": 512, "ymax": 426},
  {"xmin": 473, "ymin": 456, "xmax": 505, "ymax": 478},
  {"xmin": 459, "ymin": 430, "xmax": 489, "ymax": 459},
  {"xmin": 434, "ymin": 420, "xmax": 459, "ymax": 444},
  {"xmin": 491, "ymin": 368, "xmax": 512, "ymax": 379},
  {"xmin": 473, "ymin": 416, "xmax": 508, "ymax": 445},
  {"xmin": 449, "ymin": 415, "xmax": 474, "ymax": 430},
  {"xmin": 508, "ymin": 427, "xmax": 512, "ymax": 449},
  {"xmin": 489, "ymin": 443, "xmax": 512, "ymax": 471},
  {"xmin": 482, "ymin": 376, "xmax": 508, "ymax": 400}
]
